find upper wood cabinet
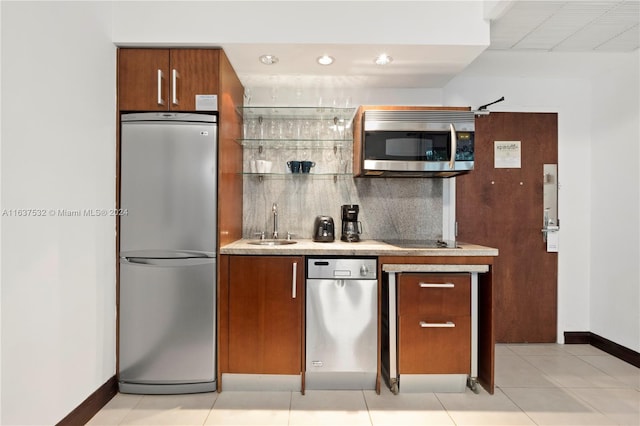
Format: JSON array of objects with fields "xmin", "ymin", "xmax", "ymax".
[{"xmin": 118, "ymin": 48, "xmax": 219, "ymax": 111}]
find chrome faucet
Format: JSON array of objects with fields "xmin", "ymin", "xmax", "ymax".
[{"xmin": 272, "ymin": 203, "xmax": 278, "ymax": 239}]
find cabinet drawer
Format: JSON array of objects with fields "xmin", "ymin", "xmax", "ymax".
[
  {"xmin": 398, "ymin": 314, "xmax": 471, "ymax": 374},
  {"xmin": 398, "ymin": 273, "xmax": 470, "ymax": 317}
]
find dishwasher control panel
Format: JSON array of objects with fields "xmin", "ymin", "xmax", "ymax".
[{"xmin": 307, "ymin": 257, "xmax": 377, "ymax": 280}]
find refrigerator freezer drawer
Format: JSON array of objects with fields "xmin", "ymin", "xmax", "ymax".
[{"xmin": 119, "ymin": 257, "xmax": 216, "ymax": 387}]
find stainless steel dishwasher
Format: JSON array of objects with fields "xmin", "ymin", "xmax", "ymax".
[{"xmin": 306, "ymin": 257, "xmax": 377, "ymax": 390}]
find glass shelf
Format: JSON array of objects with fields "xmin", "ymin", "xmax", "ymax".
[
  {"xmin": 240, "ymin": 106, "xmax": 354, "ymax": 183},
  {"xmin": 239, "ymin": 106, "xmax": 356, "ymax": 121},
  {"xmin": 240, "ymin": 139, "xmax": 348, "ymax": 149},
  {"xmin": 243, "ymin": 172, "xmax": 351, "ymax": 182}
]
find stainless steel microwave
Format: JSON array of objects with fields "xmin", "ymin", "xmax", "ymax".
[{"xmin": 359, "ymin": 110, "xmax": 475, "ymax": 177}]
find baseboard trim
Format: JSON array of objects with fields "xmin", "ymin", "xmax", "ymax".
[
  {"xmin": 56, "ymin": 375, "xmax": 118, "ymax": 426},
  {"xmin": 564, "ymin": 331, "xmax": 591, "ymax": 344},
  {"xmin": 564, "ymin": 331, "xmax": 640, "ymax": 368}
]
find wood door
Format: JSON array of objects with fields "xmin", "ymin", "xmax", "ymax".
[
  {"xmin": 118, "ymin": 49, "xmax": 169, "ymax": 111},
  {"xmin": 228, "ymin": 256, "xmax": 304, "ymax": 374},
  {"xmin": 456, "ymin": 112, "xmax": 558, "ymax": 342},
  {"xmin": 169, "ymin": 49, "xmax": 219, "ymax": 111}
]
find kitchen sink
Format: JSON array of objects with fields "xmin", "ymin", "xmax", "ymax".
[{"xmin": 248, "ymin": 239, "xmax": 297, "ymax": 246}]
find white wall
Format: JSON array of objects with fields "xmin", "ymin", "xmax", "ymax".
[
  {"xmin": 112, "ymin": 1, "xmax": 488, "ymax": 46},
  {"xmin": 444, "ymin": 50, "xmax": 640, "ymax": 350},
  {"xmin": 1, "ymin": 2, "xmax": 116, "ymax": 424},
  {"xmin": 589, "ymin": 52, "xmax": 640, "ymax": 351}
]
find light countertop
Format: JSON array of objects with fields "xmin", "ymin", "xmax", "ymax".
[{"xmin": 220, "ymin": 238, "xmax": 498, "ymax": 257}]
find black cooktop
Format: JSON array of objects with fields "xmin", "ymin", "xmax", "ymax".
[{"xmin": 383, "ymin": 239, "xmax": 459, "ymax": 249}]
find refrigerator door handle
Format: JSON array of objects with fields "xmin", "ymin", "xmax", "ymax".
[
  {"xmin": 120, "ymin": 250, "xmax": 214, "ymax": 259},
  {"xmin": 122, "ymin": 257, "xmax": 214, "ymax": 267}
]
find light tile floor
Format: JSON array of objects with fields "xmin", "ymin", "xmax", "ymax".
[{"xmin": 88, "ymin": 344, "xmax": 640, "ymax": 425}]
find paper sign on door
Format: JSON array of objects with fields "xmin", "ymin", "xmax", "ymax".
[{"xmin": 494, "ymin": 141, "xmax": 521, "ymax": 168}]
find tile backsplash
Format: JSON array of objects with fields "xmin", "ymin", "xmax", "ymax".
[{"xmin": 242, "ymin": 143, "xmax": 444, "ymax": 241}]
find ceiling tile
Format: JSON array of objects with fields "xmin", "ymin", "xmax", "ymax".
[{"xmin": 490, "ymin": 0, "xmax": 639, "ymax": 52}]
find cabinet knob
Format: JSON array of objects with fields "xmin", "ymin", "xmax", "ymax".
[{"xmin": 360, "ymin": 264, "xmax": 369, "ymax": 276}]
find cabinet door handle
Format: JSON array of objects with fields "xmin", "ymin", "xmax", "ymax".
[
  {"xmin": 157, "ymin": 70, "xmax": 165, "ymax": 106},
  {"xmin": 419, "ymin": 282, "xmax": 455, "ymax": 288},
  {"xmin": 420, "ymin": 321, "xmax": 455, "ymax": 328},
  {"xmin": 172, "ymin": 69, "xmax": 179, "ymax": 105},
  {"xmin": 292, "ymin": 262, "xmax": 297, "ymax": 299},
  {"xmin": 449, "ymin": 123, "xmax": 457, "ymax": 169}
]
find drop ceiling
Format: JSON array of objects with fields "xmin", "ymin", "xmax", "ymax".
[
  {"xmin": 490, "ymin": 0, "xmax": 639, "ymax": 52},
  {"xmin": 221, "ymin": 0, "xmax": 638, "ymax": 88}
]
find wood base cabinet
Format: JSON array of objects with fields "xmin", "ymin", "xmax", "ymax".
[
  {"xmin": 398, "ymin": 273, "xmax": 471, "ymax": 375},
  {"xmin": 224, "ymin": 256, "xmax": 304, "ymax": 375}
]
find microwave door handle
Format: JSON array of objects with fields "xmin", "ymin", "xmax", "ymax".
[{"xmin": 449, "ymin": 123, "xmax": 457, "ymax": 169}]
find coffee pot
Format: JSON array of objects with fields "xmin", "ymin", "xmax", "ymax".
[{"xmin": 341, "ymin": 204, "xmax": 362, "ymax": 242}]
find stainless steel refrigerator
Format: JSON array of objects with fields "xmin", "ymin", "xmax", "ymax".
[{"xmin": 119, "ymin": 112, "xmax": 217, "ymax": 394}]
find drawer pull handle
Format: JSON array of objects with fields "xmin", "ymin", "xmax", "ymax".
[
  {"xmin": 420, "ymin": 321, "xmax": 455, "ymax": 328},
  {"xmin": 419, "ymin": 282, "xmax": 455, "ymax": 288}
]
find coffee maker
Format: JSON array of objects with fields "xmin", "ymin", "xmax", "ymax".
[{"xmin": 341, "ymin": 204, "xmax": 362, "ymax": 242}]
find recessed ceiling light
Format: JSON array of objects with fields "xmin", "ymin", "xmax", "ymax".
[
  {"xmin": 259, "ymin": 55, "xmax": 279, "ymax": 65},
  {"xmin": 374, "ymin": 54, "xmax": 393, "ymax": 65},
  {"xmin": 317, "ymin": 55, "xmax": 334, "ymax": 66}
]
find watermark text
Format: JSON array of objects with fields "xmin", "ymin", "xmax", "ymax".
[{"xmin": 2, "ymin": 208, "xmax": 128, "ymax": 217}]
